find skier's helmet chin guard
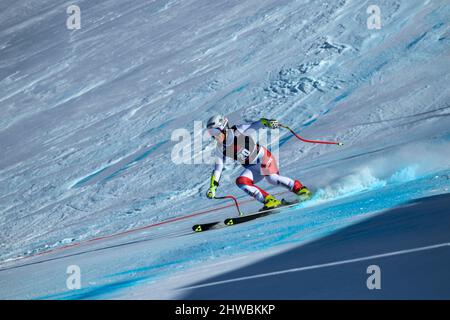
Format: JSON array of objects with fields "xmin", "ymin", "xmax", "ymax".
[{"xmin": 206, "ymin": 115, "xmax": 229, "ymax": 138}]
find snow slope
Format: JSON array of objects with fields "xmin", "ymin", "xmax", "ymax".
[{"xmin": 0, "ymin": 0, "xmax": 449, "ymax": 299}]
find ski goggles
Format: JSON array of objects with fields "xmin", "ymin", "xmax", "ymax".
[{"xmin": 207, "ymin": 127, "xmax": 225, "ymax": 138}]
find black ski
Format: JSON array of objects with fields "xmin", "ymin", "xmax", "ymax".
[
  {"xmin": 192, "ymin": 197, "xmax": 309, "ymax": 232},
  {"xmin": 192, "ymin": 221, "xmax": 222, "ymax": 232},
  {"xmin": 224, "ymin": 198, "xmax": 300, "ymax": 226}
]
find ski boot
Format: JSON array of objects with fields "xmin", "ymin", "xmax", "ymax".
[
  {"xmin": 261, "ymin": 195, "xmax": 282, "ymax": 211},
  {"xmin": 293, "ymin": 181, "xmax": 312, "ymax": 201}
]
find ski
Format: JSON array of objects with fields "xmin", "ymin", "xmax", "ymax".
[
  {"xmin": 192, "ymin": 221, "xmax": 222, "ymax": 232},
  {"xmin": 192, "ymin": 196, "xmax": 310, "ymax": 232},
  {"xmin": 223, "ymin": 198, "xmax": 300, "ymax": 226}
]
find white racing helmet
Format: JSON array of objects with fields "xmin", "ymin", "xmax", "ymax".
[{"xmin": 206, "ymin": 115, "xmax": 229, "ymax": 137}]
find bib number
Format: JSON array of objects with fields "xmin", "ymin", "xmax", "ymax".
[{"xmin": 237, "ymin": 148, "xmax": 251, "ymax": 162}]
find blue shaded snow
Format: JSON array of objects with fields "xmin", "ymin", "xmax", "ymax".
[{"xmin": 42, "ymin": 168, "xmax": 450, "ymax": 300}]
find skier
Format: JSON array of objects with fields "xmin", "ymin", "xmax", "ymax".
[{"xmin": 205, "ymin": 115, "xmax": 311, "ymax": 210}]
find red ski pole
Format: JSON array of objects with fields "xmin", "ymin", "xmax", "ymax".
[
  {"xmin": 214, "ymin": 195, "xmax": 244, "ymax": 216},
  {"xmin": 279, "ymin": 124, "xmax": 343, "ymax": 146}
]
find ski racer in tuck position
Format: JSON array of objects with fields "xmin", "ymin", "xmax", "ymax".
[{"xmin": 205, "ymin": 115, "xmax": 311, "ymax": 210}]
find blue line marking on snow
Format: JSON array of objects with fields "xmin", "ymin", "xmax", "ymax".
[
  {"xmin": 406, "ymin": 32, "xmax": 428, "ymax": 50},
  {"xmin": 233, "ymin": 83, "xmax": 249, "ymax": 93},
  {"xmin": 140, "ymin": 119, "xmax": 172, "ymax": 138},
  {"xmin": 333, "ymin": 91, "xmax": 350, "ymax": 103},
  {"xmin": 103, "ymin": 140, "xmax": 167, "ymax": 181},
  {"xmin": 219, "ymin": 82, "xmax": 250, "ymax": 101},
  {"xmin": 72, "ymin": 167, "xmax": 110, "ymax": 188},
  {"xmin": 432, "ymin": 22, "xmax": 444, "ymax": 30},
  {"xmin": 372, "ymin": 60, "xmax": 389, "ymax": 75},
  {"xmin": 302, "ymin": 117, "xmax": 318, "ymax": 127},
  {"xmin": 279, "ymin": 133, "xmax": 293, "ymax": 147},
  {"xmin": 72, "ymin": 140, "xmax": 166, "ymax": 188}
]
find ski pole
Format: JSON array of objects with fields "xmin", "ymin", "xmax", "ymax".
[
  {"xmin": 214, "ymin": 195, "xmax": 244, "ymax": 216},
  {"xmin": 279, "ymin": 124, "xmax": 343, "ymax": 146}
]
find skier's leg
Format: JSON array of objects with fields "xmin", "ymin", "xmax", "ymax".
[
  {"xmin": 235, "ymin": 166, "xmax": 269, "ymax": 204},
  {"xmin": 236, "ymin": 165, "xmax": 282, "ymax": 209},
  {"xmin": 265, "ymin": 173, "xmax": 311, "ymax": 197},
  {"xmin": 265, "ymin": 174, "xmax": 296, "ymax": 190},
  {"xmin": 260, "ymin": 147, "xmax": 311, "ymax": 198}
]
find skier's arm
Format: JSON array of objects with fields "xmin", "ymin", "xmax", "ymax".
[{"xmin": 235, "ymin": 118, "xmax": 279, "ymax": 134}]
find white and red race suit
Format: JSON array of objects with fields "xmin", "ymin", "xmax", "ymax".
[{"xmin": 211, "ymin": 121, "xmax": 303, "ymax": 203}]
